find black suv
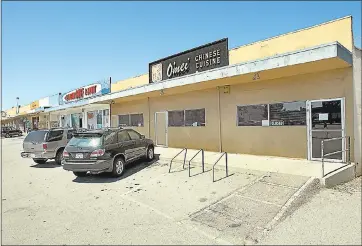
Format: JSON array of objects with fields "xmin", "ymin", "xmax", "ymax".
[{"xmin": 62, "ymin": 128, "xmax": 155, "ymax": 177}]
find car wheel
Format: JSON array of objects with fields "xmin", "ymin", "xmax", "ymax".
[
  {"xmin": 112, "ymin": 157, "xmax": 125, "ymax": 177},
  {"xmin": 146, "ymin": 146, "xmax": 154, "ymax": 161},
  {"xmin": 33, "ymin": 159, "xmax": 47, "ymax": 164},
  {"xmin": 55, "ymin": 149, "xmax": 63, "ymax": 165},
  {"xmin": 73, "ymin": 172, "xmax": 88, "ymax": 177}
]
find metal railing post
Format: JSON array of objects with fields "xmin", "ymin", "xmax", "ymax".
[
  {"xmin": 225, "ymin": 152, "xmax": 228, "ymax": 177},
  {"xmin": 348, "ymin": 136, "xmax": 351, "ymax": 164},
  {"xmin": 183, "ymin": 149, "xmax": 187, "ymax": 169},
  {"xmin": 188, "ymin": 157, "xmax": 191, "ymax": 177},
  {"xmin": 169, "ymin": 148, "xmax": 187, "ymax": 173},
  {"xmin": 202, "ymin": 150, "xmax": 204, "ymax": 173},
  {"xmin": 321, "ymin": 140, "xmax": 325, "ymax": 178}
]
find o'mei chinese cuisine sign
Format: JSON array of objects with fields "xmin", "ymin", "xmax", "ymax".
[
  {"xmin": 63, "ymin": 84, "xmax": 101, "ymax": 103},
  {"xmin": 149, "ymin": 38, "xmax": 229, "ymax": 83}
]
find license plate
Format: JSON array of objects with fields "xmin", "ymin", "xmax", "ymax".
[
  {"xmin": 75, "ymin": 153, "xmax": 83, "ymax": 159},
  {"xmin": 30, "ymin": 154, "xmax": 35, "ymax": 158}
]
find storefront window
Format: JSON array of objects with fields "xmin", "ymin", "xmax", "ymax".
[
  {"xmin": 119, "ymin": 115, "xmax": 130, "ymax": 127},
  {"xmin": 130, "ymin": 114, "xmax": 144, "ymax": 127},
  {"xmin": 237, "ymin": 105, "xmax": 268, "ymax": 126},
  {"xmin": 168, "ymin": 110, "xmax": 185, "ymax": 127},
  {"xmin": 118, "ymin": 113, "xmax": 144, "ymax": 127},
  {"xmin": 185, "ymin": 109, "xmax": 205, "ymax": 127},
  {"xmin": 269, "ymin": 101, "xmax": 307, "ymax": 126}
]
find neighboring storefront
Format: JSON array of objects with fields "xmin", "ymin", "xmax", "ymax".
[{"xmin": 45, "ymin": 78, "xmax": 111, "ymax": 129}]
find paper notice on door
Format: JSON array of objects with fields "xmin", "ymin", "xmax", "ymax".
[
  {"xmin": 319, "ymin": 113, "xmax": 329, "ymax": 121},
  {"xmin": 262, "ymin": 120, "xmax": 269, "ymax": 127}
]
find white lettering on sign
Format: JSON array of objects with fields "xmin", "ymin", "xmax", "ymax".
[
  {"xmin": 195, "ymin": 49, "xmax": 221, "ymax": 69},
  {"xmin": 271, "ymin": 121, "xmax": 284, "ymax": 126},
  {"xmin": 62, "ymin": 83, "xmax": 102, "ymax": 103},
  {"xmin": 166, "ymin": 58, "xmax": 191, "ymax": 78}
]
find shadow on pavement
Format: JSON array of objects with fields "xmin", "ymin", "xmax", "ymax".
[
  {"xmin": 72, "ymin": 154, "xmax": 160, "ymax": 183},
  {"xmin": 30, "ymin": 161, "xmax": 61, "ymax": 168},
  {"xmin": 213, "ymin": 173, "xmax": 235, "ymax": 182}
]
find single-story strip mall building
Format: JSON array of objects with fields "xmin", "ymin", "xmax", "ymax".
[{"xmin": 3, "ymin": 16, "xmax": 361, "ymax": 176}]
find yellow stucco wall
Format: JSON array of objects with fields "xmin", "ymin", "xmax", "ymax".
[
  {"xmin": 111, "ymin": 74, "xmax": 149, "ymax": 93},
  {"xmin": 229, "ymin": 16, "xmax": 353, "ymax": 64},
  {"xmin": 110, "ymin": 16, "xmax": 353, "ymax": 94},
  {"xmin": 110, "ymin": 67, "xmax": 353, "ymax": 160}
]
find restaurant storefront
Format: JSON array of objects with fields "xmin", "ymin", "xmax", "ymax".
[{"xmin": 102, "ymin": 16, "xmax": 360, "ymax": 173}]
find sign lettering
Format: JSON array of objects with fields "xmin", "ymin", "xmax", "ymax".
[
  {"xmin": 63, "ymin": 84, "xmax": 101, "ymax": 103},
  {"xmin": 149, "ymin": 39, "xmax": 229, "ymax": 83}
]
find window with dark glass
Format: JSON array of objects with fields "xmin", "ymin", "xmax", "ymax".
[
  {"xmin": 237, "ymin": 105, "xmax": 268, "ymax": 126},
  {"xmin": 47, "ymin": 130, "xmax": 64, "ymax": 142},
  {"xmin": 119, "ymin": 115, "xmax": 130, "ymax": 127},
  {"xmin": 104, "ymin": 131, "xmax": 117, "ymax": 145},
  {"xmin": 127, "ymin": 130, "xmax": 141, "ymax": 140},
  {"xmin": 269, "ymin": 101, "xmax": 307, "ymax": 126},
  {"xmin": 168, "ymin": 110, "xmax": 185, "ymax": 127},
  {"xmin": 130, "ymin": 114, "xmax": 144, "ymax": 127},
  {"xmin": 185, "ymin": 108, "xmax": 206, "ymax": 126},
  {"xmin": 118, "ymin": 130, "xmax": 131, "ymax": 142}
]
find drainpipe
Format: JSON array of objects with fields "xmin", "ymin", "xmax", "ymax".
[
  {"xmin": 217, "ymin": 87, "xmax": 222, "ymax": 152},
  {"xmin": 147, "ymin": 97, "xmax": 151, "ymax": 139}
]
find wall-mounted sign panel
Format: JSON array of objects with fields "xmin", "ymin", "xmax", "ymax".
[
  {"xmin": 149, "ymin": 38, "xmax": 229, "ymax": 83},
  {"xmin": 59, "ymin": 78, "xmax": 111, "ymax": 105},
  {"xmin": 30, "ymin": 101, "xmax": 39, "ymax": 110}
]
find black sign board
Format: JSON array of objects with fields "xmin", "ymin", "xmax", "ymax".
[{"xmin": 149, "ymin": 38, "xmax": 229, "ymax": 83}]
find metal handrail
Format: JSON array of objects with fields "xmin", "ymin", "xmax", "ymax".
[
  {"xmin": 321, "ymin": 136, "xmax": 351, "ymax": 177},
  {"xmin": 169, "ymin": 148, "xmax": 187, "ymax": 173},
  {"xmin": 212, "ymin": 152, "xmax": 228, "ymax": 182},
  {"xmin": 188, "ymin": 149, "xmax": 204, "ymax": 177}
]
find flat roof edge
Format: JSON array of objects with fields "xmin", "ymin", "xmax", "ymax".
[
  {"xmin": 46, "ymin": 42, "xmax": 351, "ymax": 113},
  {"xmin": 230, "ymin": 16, "xmax": 352, "ymax": 51}
]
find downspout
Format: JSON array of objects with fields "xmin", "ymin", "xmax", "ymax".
[
  {"xmin": 147, "ymin": 97, "xmax": 151, "ymax": 139},
  {"xmin": 217, "ymin": 87, "xmax": 222, "ymax": 152}
]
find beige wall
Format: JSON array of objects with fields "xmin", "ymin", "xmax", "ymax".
[
  {"xmin": 220, "ymin": 68, "xmax": 353, "ymax": 159},
  {"xmin": 110, "ymin": 67, "xmax": 354, "ymax": 160},
  {"xmin": 149, "ymin": 88, "xmax": 220, "ymax": 151},
  {"xmin": 111, "ymin": 98, "xmax": 150, "ymax": 137},
  {"xmin": 353, "ymin": 47, "xmax": 362, "ymax": 175}
]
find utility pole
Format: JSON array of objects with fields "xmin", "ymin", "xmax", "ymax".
[{"xmin": 16, "ymin": 97, "xmax": 19, "ymax": 114}]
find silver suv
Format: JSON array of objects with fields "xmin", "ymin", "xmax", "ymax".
[{"xmin": 20, "ymin": 128, "xmax": 77, "ymax": 165}]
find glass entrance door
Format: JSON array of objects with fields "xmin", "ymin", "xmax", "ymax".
[{"xmin": 307, "ymin": 98, "xmax": 345, "ymax": 162}]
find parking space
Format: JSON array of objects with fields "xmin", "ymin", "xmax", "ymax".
[{"xmin": 2, "ymin": 137, "xmax": 314, "ymax": 245}]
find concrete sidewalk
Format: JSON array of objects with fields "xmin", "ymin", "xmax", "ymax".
[{"xmin": 155, "ymin": 146, "xmax": 347, "ymax": 178}]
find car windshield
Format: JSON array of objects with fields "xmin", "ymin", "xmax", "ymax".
[
  {"xmin": 68, "ymin": 136, "xmax": 102, "ymax": 148},
  {"xmin": 24, "ymin": 130, "xmax": 48, "ymax": 143}
]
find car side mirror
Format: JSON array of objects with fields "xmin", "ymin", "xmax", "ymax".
[{"xmin": 140, "ymin": 135, "xmax": 145, "ymax": 139}]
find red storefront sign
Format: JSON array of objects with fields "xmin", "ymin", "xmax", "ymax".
[{"xmin": 63, "ymin": 84, "xmax": 100, "ymax": 102}]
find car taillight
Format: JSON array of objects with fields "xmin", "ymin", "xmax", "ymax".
[
  {"xmin": 90, "ymin": 149, "xmax": 105, "ymax": 157},
  {"xmin": 43, "ymin": 143, "xmax": 47, "ymax": 151},
  {"xmin": 63, "ymin": 151, "xmax": 69, "ymax": 157}
]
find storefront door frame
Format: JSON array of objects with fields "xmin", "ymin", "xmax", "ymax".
[
  {"xmin": 306, "ymin": 97, "xmax": 346, "ymax": 163},
  {"xmin": 154, "ymin": 111, "xmax": 168, "ymax": 147}
]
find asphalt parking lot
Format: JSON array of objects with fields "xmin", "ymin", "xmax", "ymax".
[{"xmin": 1, "ymin": 136, "xmax": 314, "ymax": 245}]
